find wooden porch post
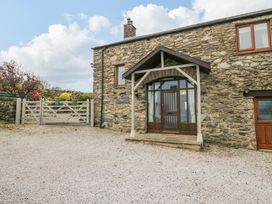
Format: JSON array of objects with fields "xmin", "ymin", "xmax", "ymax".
[
  {"xmin": 131, "ymin": 73, "xmax": 136, "ymax": 137},
  {"xmin": 161, "ymin": 51, "xmax": 164, "ymax": 68},
  {"xmin": 196, "ymin": 65, "xmax": 203, "ymax": 144}
]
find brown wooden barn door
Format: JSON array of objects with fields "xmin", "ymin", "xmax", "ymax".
[
  {"xmin": 254, "ymin": 98, "xmax": 272, "ymax": 150},
  {"xmin": 162, "ymin": 91, "xmax": 179, "ymax": 131}
]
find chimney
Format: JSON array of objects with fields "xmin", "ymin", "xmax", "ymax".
[{"xmin": 124, "ymin": 18, "xmax": 136, "ymax": 39}]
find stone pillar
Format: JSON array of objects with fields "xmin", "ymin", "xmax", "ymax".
[{"xmin": 124, "ymin": 18, "xmax": 136, "ymax": 39}]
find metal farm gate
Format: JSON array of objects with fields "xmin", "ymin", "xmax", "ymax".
[{"xmin": 21, "ymin": 99, "xmax": 94, "ymax": 125}]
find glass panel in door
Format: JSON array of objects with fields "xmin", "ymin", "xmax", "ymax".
[
  {"xmin": 258, "ymin": 100, "xmax": 272, "ymax": 120},
  {"xmin": 163, "ymin": 91, "xmax": 178, "ymax": 130},
  {"xmin": 180, "ymin": 89, "xmax": 187, "ymax": 123}
]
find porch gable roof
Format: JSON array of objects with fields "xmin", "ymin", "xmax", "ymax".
[{"xmin": 123, "ymin": 46, "xmax": 211, "ymax": 79}]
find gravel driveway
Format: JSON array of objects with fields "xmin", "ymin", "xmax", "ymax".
[{"xmin": 0, "ymin": 125, "xmax": 272, "ymax": 204}]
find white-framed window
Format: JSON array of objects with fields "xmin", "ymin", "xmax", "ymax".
[{"xmin": 116, "ymin": 65, "xmax": 126, "ymax": 86}]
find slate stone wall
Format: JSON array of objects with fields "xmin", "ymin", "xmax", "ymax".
[
  {"xmin": 93, "ymin": 14, "xmax": 272, "ymax": 149},
  {"xmin": 0, "ymin": 97, "xmax": 17, "ymax": 123}
]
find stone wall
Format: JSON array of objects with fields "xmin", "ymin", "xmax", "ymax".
[
  {"xmin": 93, "ymin": 14, "xmax": 272, "ymax": 149},
  {"xmin": 0, "ymin": 97, "xmax": 17, "ymax": 123}
]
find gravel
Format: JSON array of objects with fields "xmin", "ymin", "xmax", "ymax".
[{"xmin": 0, "ymin": 125, "xmax": 272, "ymax": 204}]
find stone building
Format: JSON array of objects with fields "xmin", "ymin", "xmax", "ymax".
[
  {"xmin": 92, "ymin": 9, "xmax": 272, "ymax": 150},
  {"xmin": 0, "ymin": 66, "xmax": 3, "ymax": 91}
]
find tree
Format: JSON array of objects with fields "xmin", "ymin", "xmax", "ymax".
[{"xmin": 0, "ymin": 60, "xmax": 44, "ymax": 98}]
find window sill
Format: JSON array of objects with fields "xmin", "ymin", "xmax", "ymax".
[
  {"xmin": 237, "ymin": 48, "xmax": 272, "ymax": 55},
  {"xmin": 115, "ymin": 85, "xmax": 126, "ymax": 89}
]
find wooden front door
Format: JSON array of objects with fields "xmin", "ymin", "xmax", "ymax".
[
  {"xmin": 162, "ymin": 91, "xmax": 179, "ymax": 131},
  {"xmin": 254, "ymin": 98, "xmax": 272, "ymax": 150},
  {"xmin": 147, "ymin": 78, "xmax": 197, "ymax": 134}
]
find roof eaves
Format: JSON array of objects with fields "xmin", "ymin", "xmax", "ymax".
[{"xmin": 92, "ymin": 8, "xmax": 272, "ymax": 50}]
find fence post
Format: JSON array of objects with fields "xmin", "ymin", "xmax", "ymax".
[
  {"xmin": 86, "ymin": 99, "xmax": 90, "ymax": 124},
  {"xmin": 21, "ymin": 99, "xmax": 26, "ymax": 124},
  {"xmin": 91, "ymin": 99, "xmax": 94, "ymax": 127},
  {"xmin": 15, "ymin": 98, "xmax": 21, "ymax": 125},
  {"xmin": 39, "ymin": 99, "xmax": 43, "ymax": 125}
]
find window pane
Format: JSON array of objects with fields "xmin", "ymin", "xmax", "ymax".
[
  {"xmin": 258, "ymin": 100, "xmax": 272, "ymax": 120},
  {"xmin": 148, "ymin": 84, "xmax": 153, "ymax": 90},
  {"xmin": 154, "ymin": 82, "xmax": 160, "ymax": 90},
  {"xmin": 161, "ymin": 80, "xmax": 179, "ymax": 90},
  {"xmin": 117, "ymin": 66, "xmax": 125, "ymax": 85},
  {"xmin": 239, "ymin": 26, "xmax": 252, "ymax": 50},
  {"xmin": 188, "ymin": 90, "xmax": 196, "ymax": 123},
  {"xmin": 148, "ymin": 92, "xmax": 154, "ymax": 122},
  {"xmin": 154, "ymin": 91, "xmax": 161, "ymax": 122},
  {"xmin": 179, "ymin": 80, "xmax": 186, "ymax": 88},
  {"xmin": 180, "ymin": 90, "xmax": 187, "ymax": 122},
  {"xmin": 187, "ymin": 81, "xmax": 194, "ymax": 88},
  {"xmin": 254, "ymin": 23, "xmax": 269, "ymax": 49}
]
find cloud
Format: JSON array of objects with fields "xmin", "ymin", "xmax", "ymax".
[
  {"xmin": 88, "ymin": 16, "xmax": 111, "ymax": 32},
  {"xmin": 64, "ymin": 13, "xmax": 89, "ymax": 22},
  {"xmin": 1, "ymin": 1, "xmax": 272, "ymax": 92},
  {"xmin": 0, "ymin": 14, "xmax": 113, "ymax": 92},
  {"xmin": 0, "ymin": 23, "xmax": 104, "ymax": 92},
  {"xmin": 78, "ymin": 13, "xmax": 88, "ymax": 20},
  {"xmin": 193, "ymin": 0, "xmax": 272, "ymax": 21},
  {"xmin": 124, "ymin": 4, "xmax": 182, "ymax": 35},
  {"xmin": 168, "ymin": 6, "xmax": 200, "ymax": 25},
  {"xmin": 124, "ymin": 1, "xmax": 272, "ymax": 35},
  {"xmin": 63, "ymin": 13, "xmax": 75, "ymax": 23}
]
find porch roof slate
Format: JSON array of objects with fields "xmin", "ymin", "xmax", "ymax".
[{"xmin": 123, "ymin": 46, "xmax": 211, "ymax": 79}]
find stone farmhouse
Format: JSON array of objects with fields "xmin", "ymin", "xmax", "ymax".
[{"xmin": 92, "ymin": 9, "xmax": 272, "ymax": 150}]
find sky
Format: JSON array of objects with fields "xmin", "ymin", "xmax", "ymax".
[{"xmin": 0, "ymin": 0, "xmax": 272, "ymax": 92}]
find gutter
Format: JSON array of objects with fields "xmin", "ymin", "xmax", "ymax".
[{"xmin": 100, "ymin": 47, "xmax": 106, "ymax": 128}]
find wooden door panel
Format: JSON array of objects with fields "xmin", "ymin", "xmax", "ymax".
[
  {"xmin": 266, "ymin": 126, "xmax": 272, "ymax": 144},
  {"xmin": 256, "ymin": 124, "xmax": 272, "ymax": 149},
  {"xmin": 254, "ymin": 97, "xmax": 272, "ymax": 150}
]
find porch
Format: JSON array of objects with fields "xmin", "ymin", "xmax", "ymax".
[{"xmin": 123, "ymin": 46, "xmax": 211, "ymax": 148}]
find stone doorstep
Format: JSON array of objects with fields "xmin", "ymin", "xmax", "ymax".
[
  {"xmin": 259, "ymin": 149, "xmax": 272, "ymax": 153},
  {"xmin": 125, "ymin": 134, "xmax": 202, "ymax": 151}
]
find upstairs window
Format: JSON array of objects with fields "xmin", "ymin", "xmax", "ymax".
[
  {"xmin": 116, "ymin": 65, "xmax": 126, "ymax": 87},
  {"xmin": 236, "ymin": 21, "xmax": 271, "ymax": 53}
]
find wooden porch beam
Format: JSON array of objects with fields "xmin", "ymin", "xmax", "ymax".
[
  {"xmin": 175, "ymin": 68, "xmax": 197, "ymax": 85},
  {"xmin": 134, "ymin": 64, "xmax": 195, "ymax": 74},
  {"xmin": 134, "ymin": 71, "xmax": 150, "ymax": 91}
]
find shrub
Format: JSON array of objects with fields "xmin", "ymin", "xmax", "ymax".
[{"xmin": 57, "ymin": 92, "xmax": 72, "ymax": 101}]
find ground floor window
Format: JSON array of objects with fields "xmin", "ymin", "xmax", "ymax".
[{"xmin": 147, "ymin": 77, "xmax": 197, "ymax": 134}]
